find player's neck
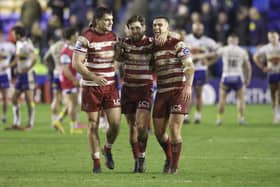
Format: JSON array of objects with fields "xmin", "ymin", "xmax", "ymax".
[
  {"xmin": 270, "ymin": 41, "xmax": 279, "ymax": 46},
  {"xmin": 94, "ymin": 27, "xmax": 108, "ymax": 35}
]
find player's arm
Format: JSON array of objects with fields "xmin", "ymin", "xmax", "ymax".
[
  {"xmin": 182, "ymin": 56, "xmax": 194, "ymax": 101},
  {"xmin": 244, "ymin": 59, "xmax": 252, "ymax": 86},
  {"xmin": 43, "ymin": 48, "xmax": 55, "ymax": 71},
  {"xmin": 253, "ymin": 51, "xmax": 269, "ymax": 73},
  {"xmin": 72, "ymin": 36, "xmax": 107, "ymax": 86}
]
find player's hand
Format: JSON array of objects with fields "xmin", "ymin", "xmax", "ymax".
[
  {"xmin": 91, "ymin": 74, "xmax": 108, "ymax": 86},
  {"xmin": 183, "ymin": 85, "xmax": 192, "ymax": 102}
]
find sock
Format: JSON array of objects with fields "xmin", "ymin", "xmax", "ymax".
[
  {"xmin": 171, "ymin": 142, "xmax": 182, "ymax": 169},
  {"xmin": 58, "ymin": 109, "xmax": 67, "ymax": 122},
  {"xmin": 194, "ymin": 112, "xmax": 201, "ymax": 120},
  {"xmin": 159, "ymin": 138, "xmax": 172, "ymax": 161},
  {"xmin": 138, "ymin": 136, "xmax": 148, "ymax": 157},
  {"xmin": 70, "ymin": 120, "xmax": 78, "ymax": 128},
  {"xmin": 92, "ymin": 152, "xmax": 100, "ymax": 168},
  {"xmin": 28, "ymin": 102, "xmax": 35, "ymax": 126},
  {"xmin": 130, "ymin": 142, "xmax": 139, "ymax": 160},
  {"xmin": 217, "ymin": 113, "xmax": 223, "ymax": 120},
  {"xmin": 104, "ymin": 142, "xmax": 112, "ymax": 152},
  {"xmin": 13, "ymin": 104, "xmax": 20, "ymax": 126}
]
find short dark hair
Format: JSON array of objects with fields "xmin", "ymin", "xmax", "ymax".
[
  {"xmin": 94, "ymin": 7, "xmax": 112, "ymax": 20},
  {"xmin": 126, "ymin": 15, "xmax": 146, "ymax": 28},
  {"xmin": 12, "ymin": 25, "xmax": 26, "ymax": 37},
  {"xmin": 153, "ymin": 16, "xmax": 169, "ymax": 23},
  {"xmin": 63, "ymin": 27, "xmax": 77, "ymax": 40},
  {"xmin": 228, "ymin": 33, "xmax": 238, "ymax": 39}
]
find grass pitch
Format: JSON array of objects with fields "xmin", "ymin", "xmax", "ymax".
[{"xmin": 0, "ymin": 104, "xmax": 279, "ymax": 187}]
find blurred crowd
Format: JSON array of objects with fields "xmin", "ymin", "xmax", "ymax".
[
  {"xmin": 1, "ymin": 0, "xmax": 279, "ymax": 55},
  {"xmin": 146, "ymin": 0, "xmax": 280, "ymax": 46}
]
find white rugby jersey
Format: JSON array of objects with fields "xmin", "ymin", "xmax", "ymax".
[
  {"xmin": 217, "ymin": 44, "xmax": 249, "ymax": 82},
  {"xmin": 0, "ymin": 41, "xmax": 15, "ymax": 75},
  {"xmin": 15, "ymin": 39, "xmax": 35, "ymax": 73},
  {"xmin": 185, "ymin": 34, "xmax": 217, "ymax": 71},
  {"xmin": 255, "ymin": 43, "xmax": 280, "ymax": 74}
]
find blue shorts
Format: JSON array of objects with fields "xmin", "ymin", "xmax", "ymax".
[
  {"xmin": 268, "ymin": 73, "xmax": 280, "ymax": 84},
  {"xmin": 0, "ymin": 74, "xmax": 10, "ymax": 89},
  {"xmin": 222, "ymin": 76, "xmax": 243, "ymax": 92},
  {"xmin": 193, "ymin": 70, "xmax": 207, "ymax": 86},
  {"xmin": 51, "ymin": 77, "xmax": 62, "ymax": 91},
  {"xmin": 15, "ymin": 72, "xmax": 35, "ymax": 91}
]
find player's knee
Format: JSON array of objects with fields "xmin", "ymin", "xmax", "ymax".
[
  {"xmin": 154, "ymin": 129, "xmax": 165, "ymax": 140},
  {"xmin": 109, "ymin": 122, "xmax": 120, "ymax": 133},
  {"xmin": 88, "ymin": 119, "xmax": 98, "ymax": 133}
]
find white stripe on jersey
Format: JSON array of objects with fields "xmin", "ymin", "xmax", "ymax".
[
  {"xmin": 125, "ymin": 73, "xmax": 153, "ymax": 80},
  {"xmin": 154, "ymin": 50, "xmax": 177, "ymax": 57},
  {"xmin": 89, "ymin": 41, "xmax": 116, "ymax": 49},
  {"xmin": 126, "ymin": 53, "xmax": 152, "ymax": 61},
  {"xmin": 89, "ymin": 50, "xmax": 115, "ymax": 57},
  {"xmin": 92, "ymin": 58, "xmax": 113, "ymax": 63},
  {"xmin": 81, "ymin": 79, "xmax": 114, "ymax": 86},
  {"xmin": 122, "ymin": 42, "xmax": 153, "ymax": 51},
  {"xmin": 85, "ymin": 62, "xmax": 113, "ymax": 69},
  {"xmin": 157, "ymin": 76, "xmax": 186, "ymax": 84},
  {"xmin": 124, "ymin": 64, "xmax": 150, "ymax": 70},
  {"xmin": 156, "ymin": 58, "xmax": 180, "ymax": 66},
  {"xmin": 96, "ymin": 72, "xmax": 115, "ymax": 77}
]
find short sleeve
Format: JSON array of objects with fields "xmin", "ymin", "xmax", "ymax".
[
  {"xmin": 74, "ymin": 36, "xmax": 89, "ymax": 53},
  {"xmin": 176, "ymin": 41, "xmax": 191, "ymax": 59},
  {"xmin": 60, "ymin": 54, "xmax": 71, "ymax": 64}
]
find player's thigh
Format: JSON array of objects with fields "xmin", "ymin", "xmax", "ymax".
[
  {"xmin": 219, "ymin": 86, "xmax": 228, "ymax": 103},
  {"xmin": 24, "ymin": 90, "xmax": 34, "ymax": 103},
  {"xmin": 87, "ymin": 112, "xmax": 99, "ymax": 128},
  {"xmin": 195, "ymin": 85, "xmax": 203, "ymax": 97},
  {"xmin": 125, "ymin": 113, "xmax": 136, "ymax": 126},
  {"xmin": 153, "ymin": 117, "xmax": 169, "ymax": 136},
  {"xmin": 136, "ymin": 109, "xmax": 150, "ymax": 126},
  {"xmin": 105, "ymin": 107, "xmax": 121, "ymax": 125},
  {"xmin": 0, "ymin": 88, "xmax": 8, "ymax": 100},
  {"xmin": 68, "ymin": 93, "xmax": 78, "ymax": 106},
  {"xmin": 236, "ymin": 86, "xmax": 245, "ymax": 101}
]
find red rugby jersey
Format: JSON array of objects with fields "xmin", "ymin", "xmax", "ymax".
[
  {"xmin": 121, "ymin": 36, "xmax": 153, "ymax": 87},
  {"xmin": 153, "ymin": 36, "xmax": 191, "ymax": 93},
  {"xmin": 77, "ymin": 28, "xmax": 117, "ymax": 86},
  {"xmin": 60, "ymin": 44, "xmax": 77, "ymax": 90}
]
